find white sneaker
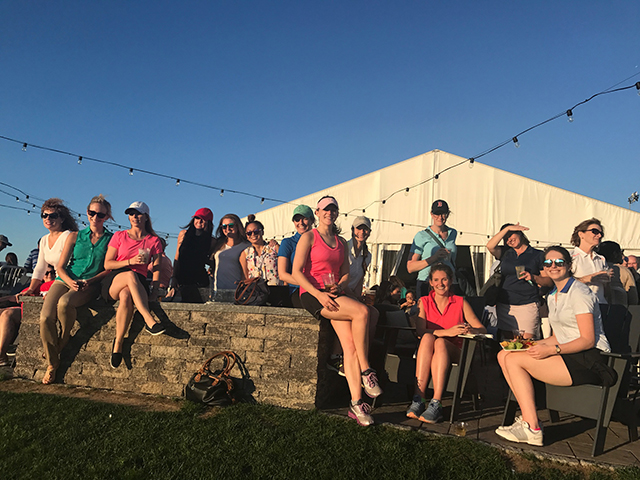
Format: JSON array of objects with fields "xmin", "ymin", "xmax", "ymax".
[
  {"xmin": 495, "ymin": 418, "xmax": 543, "ymax": 446},
  {"xmin": 348, "ymin": 400, "xmax": 374, "ymax": 426},
  {"xmin": 497, "ymin": 415, "xmax": 543, "ymax": 432}
]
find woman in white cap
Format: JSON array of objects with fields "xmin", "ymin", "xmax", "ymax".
[
  {"xmin": 407, "ymin": 199, "xmax": 458, "ymax": 299},
  {"xmin": 277, "ymin": 204, "xmax": 315, "ymax": 307},
  {"xmin": 170, "ymin": 207, "xmax": 215, "ymax": 303},
  {"xmin": 293, "ymin": 196, "xmax": 381, "ymax": 427},
  {"xmin": 102, "ymin": 201, "xmax": 166, "ymax": 369}
]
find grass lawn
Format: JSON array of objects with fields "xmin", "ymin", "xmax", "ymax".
[{"xmin": 0, "ymin": 391, "xmax": 638, "ymax": 480}]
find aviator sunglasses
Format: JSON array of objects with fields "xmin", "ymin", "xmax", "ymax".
[
  {"xmin": 41, "ymin": 212, "xmax": 60, "ymax": 220},
  {"xmin": 221, "ymin": 223, "xmax": 236, "ymax": 230},
  {"xmin": 584, "ymin": 228, "xmax": 603, "ymax": 237},
  {"xmin": 88, "ymin": 210, "xmax": 107, "ymax": 219},
  {"xmin": 542, "ymin": 259, "xmax": 566, "ymax": 268}
]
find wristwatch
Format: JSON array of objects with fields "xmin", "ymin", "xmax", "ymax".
[{"xmin": 555, "ymin": 344, "xmax": 561, "ymax": 355}]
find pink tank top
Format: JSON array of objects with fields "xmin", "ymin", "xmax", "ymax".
[
  {"xmin": 300, "ymin": 229, "xmax": 344, "ymax": 294},
  {"xmin": 420, "ymin": 291, "xmax": 465, "ymax": 348}
]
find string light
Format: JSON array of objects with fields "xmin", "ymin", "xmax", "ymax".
[
  {"xmin": 129, "ymin": 168, "xmax": 134, "ymax": 176},
  {"xmin": 220, "ymin": 189, "xmax": 224, "ymax": 197},
  {"xmin": 566, "ymin": 109, "xmax": 573, "ymax": 123},
  {"xmin": 78, "ymin": 156, "xmax": 82, "ymax": 165},
  {"xmin": 404, "ymin": 187, "xmax": 409, "ymax": 196},
  {"xmin": 636, "ymin": 82, "xmax": 640, "ymax": 96},
  {"xmin": 512, "ymin": 136, "xmax": 520, "ymax": 148},
  {"xmin": 434, "ymin": 174, "xmax": 439, "ymax": 182},
  {"xmin": 468, "ymin": 157, "xmax": 475, "ymax": 169},
  {"xmin": 175, "ymin": 179, "xmax": 180, "ymax": 186},
  {"xmin": 22, "ymin": 143, "xmax": 27, "ymax": 151},
  {"xmin": 261, "ymin": 198, "xmax": 265, "ymax": 204}
]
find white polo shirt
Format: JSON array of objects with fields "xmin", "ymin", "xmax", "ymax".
[
  {"xmin": 571, "ymin": 246, "xmax": 608, "ymax": 304},
  {"xmin": 547, "ymin": 277, "xmax": 610, "ymax": 352}
]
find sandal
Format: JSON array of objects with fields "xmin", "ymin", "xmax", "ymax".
[{"xmin": 42, "ymin": 366, "xmax": 56, "ymax": 385}]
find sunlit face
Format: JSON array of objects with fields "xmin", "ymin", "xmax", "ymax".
[
  {"xmin": 429, "ymin": 270, "xmax": 451, "ymax": 295},
  {"xmin": 193, "ymin": 217, "xmax": 206, "ymax": 230},
  {"xmin": 293, "ymin": 215, "xmax": 312, "ymax": 235},
  {"xmin": 128, "ymin": 210, "xmax": 146, "ymax": 228},
  {"xmin": 431, "ymin": 212, "xmax": 449, "ymax": 228},
  {"xmin": 41, "ymin": 209, "xmax": 62, "ymax": 231},
  {"xmin": 87, "ymin": 203, "xmax": 108, "ymax": 228},
  {"xmin": 353, "ymin": 225, "xmax": 371, "ymax": 243},
  {"xmin": 245, "ymin": 223, "xmax": 264, "ymax": 245},
  {"xmin": 220, "ymin": 217, "xmax": 238, "ymax": 239},
  {"xmin": 316, "ymin": 205, "xmax": 338, "ymax": 225},
  {"xmin": 578, "ymin": 223, "xmax": 603, "ymax": 250},
  {"xmin": 542, "ymin": 250, "xmax": 570, "ymax": 282},
  {"xmin": 628, "ymin": 256, "xmax": 638, "ymax": 270}
]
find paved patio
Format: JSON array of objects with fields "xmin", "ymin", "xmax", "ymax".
[{"xmin": 322, "ymin": 355, "xmax": 640, "ymax": 468}]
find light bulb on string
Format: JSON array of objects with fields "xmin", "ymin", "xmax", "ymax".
[
  {"xmin": 22, "ymin": 143, "xmax": 27, "ymax": 152},
  {"xmin": 78, "ymin": 156, "xmax": 82, "ymax": 165},
  {"xmin": 27, "ymin": 210, "xmax": 30, "ymax": 215},
  {"xmin": 636, "ymin": 82, "xmax": 640, "ymax": 96},
  {"xmin": 381, "ymin": 200, "xmax": 386, "ymax": 208},
  {"xmin": 404, "ymin": 187, "xmax": 409, "ymax": 196},
  {"xmin": 15, "ymin": 196, "xmax": 19, "ymax": 202},
  {"xmin": 261, "ymin": 198, "xmax": 265, "ymax": 204},
  {"xmin": 175, "ymin": 179, "xmax": 180, "ymax": 186},
  {"xmin": 401, "ymin": 223, "xmax": 405, "ymax": 229},
  {"xmin": 434, "ymin": 174, "xmax": 439, "ymax": 182},
  {"xmin": 362, "ymin": 209, "xmax": 365, "ymax": 213},
  {"xmin": 512, "ymin": 137, "xmax": 520, "ymax": 148},
  {"xmin": 468, "ymin": 158, "xmax": 475, "ymax": 169},
  {"xmin": 129, "ymin": 168, "xmax": 134, "ymax": 176},
  {"xmin": 220, "ymin": 189, "xmax": 224, "ymax": 197},
  {"xmin": 566, "ymin": 109, "xmax": 573, "ymax": 123}
]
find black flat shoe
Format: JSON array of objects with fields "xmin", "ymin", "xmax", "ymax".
[{"xmin": 111, "ymin": 339, "xmax": 122, "ymax": 369}]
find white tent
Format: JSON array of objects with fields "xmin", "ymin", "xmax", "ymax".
[{"xmin": 253, "ymin": 150, "xmax": 640, "ymax": 289}]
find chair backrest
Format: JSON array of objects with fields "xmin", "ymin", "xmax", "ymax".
[
  {"xmin": 626, "ymin": 305, "xmax": 640, "ymax": 353},
  {"xmin": 465, "ymin": 296, "xmax": 486, "ymax": 324},
  {"xmin": 0, "ymin": 266, "xmax": 27, "ymax": 293},
  {"xmin": 603, "ymin": 304, "xmax": 632, "ymax": 354}
]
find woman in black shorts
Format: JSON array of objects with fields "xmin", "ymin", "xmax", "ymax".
[{"xmin": 496, "ymin": 245, "xmax": 612, "ymax": 446}]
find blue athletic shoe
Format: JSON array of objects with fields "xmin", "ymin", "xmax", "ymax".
[
  {"xmin": 406, "ymin": 395, "xmax": 426, "ymax": 419},
  {"xmin": 419, "ymin": 399, "xmax": 443, "ymax": 424}
]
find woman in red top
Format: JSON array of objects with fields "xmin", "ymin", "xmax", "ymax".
[
  {"xmin": 406, "ymin": 264, "xmax": 485, "ymax": 423},
  {"xmin": 292, "ymin": 196, "xmax": 380, "ymax": 427}
]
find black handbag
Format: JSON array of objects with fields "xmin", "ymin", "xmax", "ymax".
[
  {"xmin": 184, "ymin": 351, "xmax": 238, "ymax": 406},
  {"xmin": 479, "ymin": 263, "xmax": 503, "ymax": 306},
  {"xmin": 234, "ymin": 277, "xmax": 269, "ymax": 306}
]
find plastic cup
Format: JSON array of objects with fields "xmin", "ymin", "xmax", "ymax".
[
  {"xmin": 452, "ymin": 421, "xmax": 467, "ymax": 437},
  {"xmin": 321, "ymin": 272, "xmax": 336, "ymax": 290}
]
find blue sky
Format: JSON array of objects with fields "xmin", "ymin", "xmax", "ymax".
[{"xmin": 1, "ymin": 1, "xmax": 639, "ymax": 263}]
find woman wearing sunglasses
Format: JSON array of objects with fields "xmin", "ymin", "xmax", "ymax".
[
  {"xmin": 102, "ymin": 201, "xmax": 166, "ymax": 369},
  {"xmin": 239, "ymin": 215, "xmax": 287, "ymax": 305},
  {"xmin": 570, "ymin": 218, "xmax": 612, "ymax": 306},
  {"xmin": 292, "ymin": 196, "xmax": 381, "ymax": 427},
  {"xmin": 39, "ymin": 195, "xmax": 113, "ymax": 383},
  {"xmin": 210, "ymin": 214, "xmax": 249, "ymax": 292},
  {"xmin": 496, "ymin": 246, "xmax": 612, "ymax": 446},
  {"xmin": 170, "ymin": 207, "xmax": 215, "ymax": 303},
  {"xmin": 277, "ymin": 205, "xmax": 315, "ymax": 308}
]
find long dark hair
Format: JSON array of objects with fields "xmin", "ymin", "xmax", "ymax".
[
  {"xmin": 350, "ymin": 226, "xmax": 369, "ymax": 277},
  {"xmin": 41, "ymin": 198, "xmax": 78, "ymax": 232},
  {"xmin": 543, "ymin": 245, "xmax": 573, "ymax": 270}
]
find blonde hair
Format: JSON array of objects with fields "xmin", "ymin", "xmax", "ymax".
[{"xmin": 87, "ymin": 194, "xmax": 114, "ymax": 221}]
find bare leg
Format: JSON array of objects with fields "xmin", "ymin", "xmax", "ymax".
[
  {"xmin": 330, "ymin": 305, "xmax": 378, "ymax": 357},
  {"xmin": 113, "ymin": 288, "xmax": 134, "ymax": 354},
  {"xmin": 414, "ymin": 334, "xmax": 435, "ymax": 398},
  {"xmin": 431, "ymin": 339, "xmax": 461, "ymax": 401},
  {"xmin": 108, "ymin": 271, "xmax": 157, "ymax": 328},
  {"xmin": 331, "ymin": 319, "xmax": 362, "ymax": 402},
  {"xmin": 498, "ymin": 351, "xmax": 572, "ymax": 429},
  {"xmin": 321, "ymin": 296, "xmax": 371, "ymax": 371},
  {"xmin": 0, "ymin": 307, "xmax": 21, "ymax": 362}
]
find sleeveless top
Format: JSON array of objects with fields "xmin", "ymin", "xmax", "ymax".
[
  {"xmin": 420, "ymin": 291, "xmax": 465, "ymax": 348},
  {"xmin": 177, "ymin": 228, "xmax": 211, "ymax": 287},
  {"xmin": 300, "ymin": 229, "xmax": 344, "ymax": 294}
]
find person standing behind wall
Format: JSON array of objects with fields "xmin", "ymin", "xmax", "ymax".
[{"xmin": 407, "ymin": 200, "xmax": 458, "ymax": 299}]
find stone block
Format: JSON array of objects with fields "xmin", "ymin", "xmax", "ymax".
[
  {"xmin": 188, "ymin": 336, "xmax": 231, "ymax": 349},
  {"xmin": 230, "ymin": 337, "xmax": 264, "ymax": 352},
  {"xmin": 244, "ymin": 351, "xmax": 290, "ymax": 368},
  {"xmin": 206, "ymin": 323, "xmax": 248, "ymax": 338},
  {"xmin": 290, "ymin": 355, "xmax": 319, "ymax": 376},
  {"xmin": 260, "ymin": 364, "xmax": 290, "ymax": 379},
  {"xmin": 138, "ymin": 382, "xmax": 164, "ymax": 395},
  {"xmin": 247, "ymin": 326, "xmax": 292, "ymax": 342},
  {"xmin": 290, "ymin": 329, "xmax": 320, "ymax": 345},
  {"xmin": 265, "ymin": 314, "xmax": 318, "ymax": 329},
  {"xmin": 161, "ymin": 383, "xmax": 184, "ymax": 397},
  {"xmin": 264, "ymin": 339, "xmax": 315, "ymax": 355},
  {"xmin": 288, "ymin": 381, "xmax": 317, "ymax": 398}
]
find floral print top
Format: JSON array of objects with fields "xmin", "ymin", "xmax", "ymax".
[{"xmin": 244, "ymin": 243, "xmax": 283, "ymax": 286}]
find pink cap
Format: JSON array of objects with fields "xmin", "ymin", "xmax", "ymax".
[
  {"xmin": 193, "ymin": 207, "xmax": 213, "ymax": 222},
  {"xmin": 317, "ymin": 197, "xmax": 339, "ymax": 210}
]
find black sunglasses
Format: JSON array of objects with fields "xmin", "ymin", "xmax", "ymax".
[
  {"xmin": 246, "ymin": 229, "xmax": 263, "ymax": 237},
  {"xmin": 88, "ymin": 210, "xmax": 107, "ymax": 219},
  {"xmin": 543, "ymin": 259, "xmax": 566, "ymax": 268},
  {"xmin": 293, "ymin": 215, "xmax": 307, "ymax": 222},
  {"xmin": 221, "ymin": 223, "xmax": 235, "ymax": 230},
  {"xmin": 584, "ymin": 228, "xmax": 603, "ymax": 236},
  {"xmin": 41, "ymin": 212, "xmax": 60, "ymax": 220}
]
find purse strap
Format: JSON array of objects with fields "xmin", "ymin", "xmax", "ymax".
[
  {"xmin": 424, "ymin": 228, "xmax": 447, "ymax": 250},
  {"xmin": 235, "ymin": 277, "xmax": 262, "ymax": 304},
  {"xmin": 199, "ymin": 351, "xmax": 237, "ymax": 378}
]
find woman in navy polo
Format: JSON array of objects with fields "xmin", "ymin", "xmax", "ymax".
[{"xmin": 486, "ymin": 223, "xmax": 552, "ymax": 340}]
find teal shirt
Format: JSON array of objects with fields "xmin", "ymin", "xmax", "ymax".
[{"xmin": 61, "ymin": 227, "xmax": 113, "ymax": 282}]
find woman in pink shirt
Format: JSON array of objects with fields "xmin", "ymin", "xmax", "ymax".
[
  {"xmin": 406, "ymin": 264, "xmax": 485, "ymax": 423},
  {"xmin": 102, "ymin": 201, "xmax": 166, "ymax": 369},
  {"xmin": 292, "ymin": 196, "xmax": 381, "ymax": 427}
]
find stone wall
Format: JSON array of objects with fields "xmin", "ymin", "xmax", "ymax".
[{"xmin": 15, "ymin": 297, "xmax": 338, "ymax": 409}]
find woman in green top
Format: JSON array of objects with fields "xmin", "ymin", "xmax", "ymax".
[{"xmin": 40, "ymin": 194, "xmax": 114, "ymax": 383}]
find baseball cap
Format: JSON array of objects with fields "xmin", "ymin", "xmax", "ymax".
[
  {"xmin": 431, "ymin": 199, "xmax": 450, "ymax": 215},
  {"xmin": 292, "ymin": 205, "xmax": 314, "ymax": 220},
  {"xmin": 124, "ymin": 201, "xmax": 150, "ymax": 216},
  {"xmin": 193, "ymin": 207, "xmax": 213, "ymax": 222},
  {"xmin": 352, "ymin": 216, "xmax": 371, "ymax": 229}
]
